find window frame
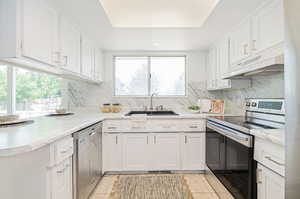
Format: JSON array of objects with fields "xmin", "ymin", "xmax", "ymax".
[
  {"xmin": 113, "ymin": 55, "xmax": 187, "ymax": 97},
  {"xmin": 1, "ymin": 63, "xmax": 62, "ymax": 116}
]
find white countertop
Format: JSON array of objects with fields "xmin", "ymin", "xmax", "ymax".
[
  {"xmin": 0, "ymin": 111, "xmax": 227, "ymax": 157},
  {"xmin": 250, "ymin": 128, "xmax": 285, "ymax": 146}
]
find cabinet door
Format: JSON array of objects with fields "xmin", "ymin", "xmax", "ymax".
[
  {"xmin": 207, "ymin": 47, "xmax": 217, "ymax": 90},
  {"xmin": 81, "ymin": 38, "xmax": 94, "ymax": 78},
  {"xmin": 252, "ymin": 0, "xmax": 284, "ymax": 53},
  {"xmin": 257, "ymin": 164, "xmax": 284, "ymax": 199},
  {"xmin": 94, "ymin": 49, "xmax": 104, "ymax": 82},
  {"xmin": 105, "ymin": 134, "xmax": 123, "ymax": 171},
  {"xmin": 22, "ymin": 0, "xmax": 58, "ymax": 66},
  {"xmin": 123, "ymin": 134, "xmax": 149, "ymax": 171},
  {"xmin": 229, "ymin": 18, "xmax": 251, "ymax": 66},
  {"xmin": 217, "ymin": 39, "xmax": 231, "ymax": 89},
  {"xmin": 182, "ymin": 133, "xmax": 205, "ymax": 170},
  {"xmin": 60, "ymin": 16, "xmax": 81, "ymax": 74},
  {"xmin": 153, "ymin": 133, "xmax": 180, "ymax": 170},
  {"xmin": 50, "ymin": 158, "xmax": 72, "ymax": 199}
]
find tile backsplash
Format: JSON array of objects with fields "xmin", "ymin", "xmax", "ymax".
[{"xmin": 64, "ymin": 72, "xmax": 283, "ymax": 114}]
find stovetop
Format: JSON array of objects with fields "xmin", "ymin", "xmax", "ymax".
[{"xmin": 207, "ymin": 116, "xmax": 283, "ymax": 134}]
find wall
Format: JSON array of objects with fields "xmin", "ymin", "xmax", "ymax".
[
  {"xmin": 65, "ymin": 51, "xmax": 222, "ymax": 112},
  {"xmin": 64, "ymin": 51, "xmax": 284, "ymax": 114}
]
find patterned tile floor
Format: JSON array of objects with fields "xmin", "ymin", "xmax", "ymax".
[{"xmin": 89, "ymin": 174, "xmax": 221, "ymax": 199}]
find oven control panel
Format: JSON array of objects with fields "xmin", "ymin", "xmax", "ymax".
[{"xmin": 246, "ymin": 99, "xmax": 285, "ymax": 115}]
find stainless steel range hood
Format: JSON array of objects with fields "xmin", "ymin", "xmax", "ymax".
[{"xmin": 223, "ymin": 53, "xmax": 284, "ymax": 79}]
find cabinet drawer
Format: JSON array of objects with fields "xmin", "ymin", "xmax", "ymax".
[
  {"xmin": 254, "ymin": 138, "xmax": 285, "ymax": 176},
  {"xmin": 50, "ymin": 136, "xmax": 73, "ymax": 166},
  {"xmin": 103, "ymin": 120, "xmax": 125, "ymax": 132},
  {"xmin": 182, "ymin": 120, "xmax": 206, "ymax": 131}
]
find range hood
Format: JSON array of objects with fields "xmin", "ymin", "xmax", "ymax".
[{"xmin": 223, "ymin": 54, "xmax": 284, "ymax": 79}]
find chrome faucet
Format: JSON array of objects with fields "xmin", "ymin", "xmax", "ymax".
[{"xmin": 149, "ymin": 93, "xmax": 157, "ymax": 110}]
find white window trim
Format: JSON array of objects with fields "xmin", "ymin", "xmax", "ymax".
[{"xmin": 113, "ymin": 55, "xmax": 188, "ymax": 98}]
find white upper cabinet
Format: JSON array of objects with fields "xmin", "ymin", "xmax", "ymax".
[
  {"xmin": 22, "ymin": 0, "xmax": 59, "ymax": 66},
  {"xmin": 252, "ymin": 0, "xmax": 284, "ymax": 54},
  {"xmin": 229, "ymin": 17, "xmax": 252, "ymax": 67},
  {"xmin": 94, "ymin": 49, "xmax": 104, "ymax": 82},
  {"xmin": 59, "ymin": 16, "xmax": 81, "ymax": 74},
  {"xmin": 81, "ymin": 37, "xmax": 94, "ymax": 79},
  {"xmin": 207, "ymin": 38, "xmax": 250, "ymax": 91}
]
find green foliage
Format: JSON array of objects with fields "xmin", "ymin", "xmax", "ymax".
[
  {"xmin": 188, "ymin": 105, "xmax": 200, "ymax": 110},
  {"xmin": 16, "ymin": 70, "xmax": 61, "ymax": 103}
]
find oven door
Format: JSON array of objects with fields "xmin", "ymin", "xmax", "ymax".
[{"xmin": 206, "ymin": 121, "xmax": 256, "ymax": 199}]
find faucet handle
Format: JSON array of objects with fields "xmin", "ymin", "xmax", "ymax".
[{"xmin": 156, "ymin": 105, "xmax": 164, "ymax": 111}]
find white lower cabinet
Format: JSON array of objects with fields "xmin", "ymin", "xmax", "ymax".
[
  {"xmin": 182, "ymin": 133, "xmax": 205, "ymax": 170},
  {"xmin": 153, "ymin": 133, "xmax": 180, "ymax": 170},
  {"xmin": 49, "ymin": 157, "xmax": 73, "ymax": 199},
  {"xmin": 105, "ymin": 133, "xmax": 123, "ymax": 171},
  {"xmin": 257, "ymin": 164, "xmax": 284, "ymax": 199},
  {"xmin": 123, "ymin": 134, "xmax": 150, "ymax": 171},
  {"xmin": 104, "ymin": 131, "xmax": 205, "ymax": 172}
]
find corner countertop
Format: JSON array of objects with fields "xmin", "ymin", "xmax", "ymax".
[
  {"xmin": 250, "ymin": 128, "xmax": 285, "ymax": 146},
  {"xmin": 0, "ymin": 111, "xmax": 231, "ymax": 157}
]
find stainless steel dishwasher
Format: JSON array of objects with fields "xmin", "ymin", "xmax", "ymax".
[{"xmin": 73, "ymin": 122, "xmax": 102, "ymax": 199}]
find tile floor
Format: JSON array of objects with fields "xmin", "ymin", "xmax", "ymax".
[{"xmin": 89, "ymin": 174, "xmax": 221, "ymax": 199}]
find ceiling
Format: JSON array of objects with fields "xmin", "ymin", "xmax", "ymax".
[
  {"xmin": 98, "ymin": 0, "xmax": 220, "ymax": 28},
  {"xmin": 51, "ymin": 0, "xmax": 264, "ymax": 51}
]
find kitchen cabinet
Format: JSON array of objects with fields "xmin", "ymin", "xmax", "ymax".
[
  {"xmin": 182, "ymin": 133, "xmax": 205, "ymax": 170},
  {"xmin": 229, "ymin": 17, "xmax": 252, "ymax": 68},
  {"xmin": 0, "ymin": 0, "xmax": 60, "ymax": 74},
  {"xmin": 207, "ymin": 47, "xmax": 218, "ymax": 90},
  {"xmin": 22, "ymin": 0, "xmax": 59, "ymax": 66},
  {"xmin": 50, "ymin": 157, "xmax": 72, "ymax": 199},
  {"xmin": 123, "ymin": 134, "xmax": 149, "ymax": 171},
  {"xmin": 59, "ymin": 16, "xmax": 81, "ymax": 74},
  {"xmin": 252, "ymin": 0, "xmax": 284, "ymax": 54},
  {"xmin": 257, "ymin": 164, "xmax": 284, "ymax": 199},
  {"xmin": 207, "ymin": 38, "xmax": 250, "ymax": 91},
  {"xmin": 153, "ymin": 133, "xmax": 180, "ymax": 170},
  {"xmin": 104, "ymin": 133, "xmax": 123, "ymax": 171},
  {"xmin": 226, "ymin": 0, "xmax": 284, "ymax": 77},
  {"xmin": 81, "ymin": 37, "xmax": 94, "ymax": 79},
  {"xmin": 94, "ymin": 49, "xmax": 104, "ymax": 82}
]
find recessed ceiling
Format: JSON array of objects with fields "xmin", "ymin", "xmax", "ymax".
[{"xmin": 98, "ymin": 0, "xmax": 220, "ymax": 28}]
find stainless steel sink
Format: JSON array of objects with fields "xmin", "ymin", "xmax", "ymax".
[{"xmin": 125, "ymin": 110, "xmax": 178, "ymax": 116}]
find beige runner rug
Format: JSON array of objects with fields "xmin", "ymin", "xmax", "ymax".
[{"xmin": 109, "ymin": 174, "xmax": 193, "ymax": 199}]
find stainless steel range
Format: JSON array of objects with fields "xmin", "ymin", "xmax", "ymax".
[{"xmin": 206, "ymin": 99, "xmax": 285, "ymax": 199}]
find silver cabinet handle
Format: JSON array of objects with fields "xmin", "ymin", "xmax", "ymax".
[
  {"xmin": 243, "ymin": 44, "xmax": 249, "ymax": 55},
  {"xmin": 63, "ymin": 55, "xmax": 68, "ymax": 66},
  {"xmin": 189, "ymin": 125, "xmax": 198, "ymax": 129},
  {"xmin": 147, "ymin": 136, "xmax": 149, "ymax": 144},
  {"xmin": 53, "ymin": 51, "xmax": 60, "ymax": 63},
  {"xmin": 256, "ymin": 168, "xmax": 262, "ymax": 184},
  {"xmin": 108, "ymin": 127, "xmax": 117, "ymax": 129},
  {"xmin": 252, "ymin": 40, "xmax": 257, "ymax": 51},
  {"xmin": 89, "ymin": 131, "xmax": 96, "ymax": 136},
  {"xmin": 154, "ymin": 136, "xmax": 156, "ymax": 144},
  {"xmin": 264, "ymin": 156, "xmax": 285, "ymax": 166},
  {"xmin": 115, "ymin": 136, "xmax": 118, "ymax": 144},
  {"xmin": 185, "ymin": 136, "xmax": 187, "ymax": 144}
]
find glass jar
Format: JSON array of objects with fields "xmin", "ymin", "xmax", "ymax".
[
  {"xmin": 101, "ymin": 103, "xmax": 111, "ymax": 113},
  {"xmin": 111, "ymin": 103, "xmax": 122, "ymax": 113}
]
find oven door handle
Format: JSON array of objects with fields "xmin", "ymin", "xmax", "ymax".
[{"xmin": 207, "ymin": 121, "xmax": 252, "ymax": 147}]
